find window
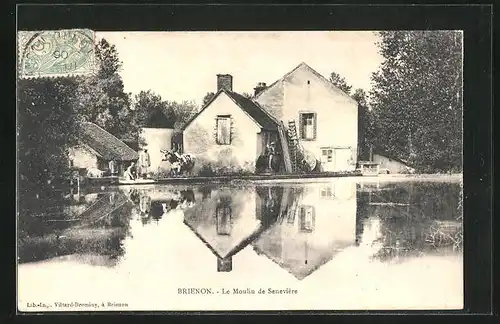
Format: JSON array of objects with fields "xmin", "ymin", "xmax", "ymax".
[
  {"xmin": 299, "ymin": 113, "xmax": 316, "ymax": 140},
  {"xmin": 216, "ymin": 115, "xmax": 231, "ymax": 145},
  {"xmin": 216, "ymin": 197, "xmax": 232, "ymax": 235},
  {"xmin": 299, "ymin": 206, "xmax": 315, "ymax": 232},
  {"xmin": 321, "ymin": 149, "xmax": 333, "ymax": 162},
  {"xmin": 320, "ymin": 186, "xmax": 336, "ymax": 199}
]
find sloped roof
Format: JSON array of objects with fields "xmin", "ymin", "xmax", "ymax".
[
  {"xmin": 181, "ymin": 89, "xmax": 279, "ymax": 131},
  {"xmin": 254, "ymin": 62, "xmax": 358, "ymax": 105},
  {"xmin": 253, "ymin": 238, "xmax": 353, "ymax": 280},
  {"xmin": 224, "ymin": 91, "xmax": 278, "ymax": 131},
  {"xmin": 373, "ymin": 149, "xmax": 412, "ymax": 166},
  {"xmin": 183, "ymin": 219, "xmax": 266, "ymax": 259},
  {"xmin": 78, "ymin": 122, "xmax": 139, "ymax": 161}
]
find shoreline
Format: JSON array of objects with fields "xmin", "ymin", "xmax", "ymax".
[{"xmin": 83, "ymin": 172, "xmax": 463, "ymax": 187}]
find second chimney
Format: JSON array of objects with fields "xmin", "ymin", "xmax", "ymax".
[
  {"xmin": 217, "ymin": 74, "xmax": 233, "ymax": 92},
  {"xmin": 253, "ymin": 82, "xmax": 267, "ymax": 96}
]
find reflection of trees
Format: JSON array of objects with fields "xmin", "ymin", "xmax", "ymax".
[
  {"xmin": 357, "ymin": 182, "xmax": 463, "ymax": 261},
  {"xmin": 18, "ymin": 192, "xmax": 134, "ymax": 264}
]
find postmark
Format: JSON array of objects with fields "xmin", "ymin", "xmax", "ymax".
[{"xmin": 18, "ymin": 29, "xmax": 97, "ymax": 78}]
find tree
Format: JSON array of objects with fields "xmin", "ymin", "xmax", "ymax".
[
  {"xmin": 352, "ymin": 88, "xmax": 374, "ymax": 160},
  {"xmin": 329, "ymin": 71, "xmax": 352, "ymax": 95},
  {"xmin": 352, "ymin": 88, "xmax": 368, "ymax": 107},
  {"xmin": 166, "ymin": 100, "xmax": 199, "ymax": 131},
  {"xmin": 17, "ymin": 77, "xmax": 81, "ymax": 206},
  {"xmin": 369, "ymin": 31, "xmax": 462, "ymax": 172},
  {"xmin": 202, "ymin": 92, "xmax": 215, "ymax": 106},
  {"xmin": 132, "ymin": 90, "xmax": 173, "ymax": 128},
  {"xmin": 241, "ymin": 92, "xmax": 253, "ymax": 99},
  {"xmin": 73, "ymin": 38, "xmax": 135, "ymax": 142},
  {"xmin": 131, "ymin": 90, "xmax": 198, "ymax": 132}
]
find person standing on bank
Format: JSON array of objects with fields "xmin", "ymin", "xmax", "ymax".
[
  {"xmin": 108, "ymin": 159, "xmax": 117, "ymax": 176},
  {"xmin": 138, "ymin": 149, "xmax": 151, "ymax": 179}
]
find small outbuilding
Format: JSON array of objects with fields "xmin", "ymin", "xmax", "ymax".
[
  {"xmin": 373, "ymin": 153, "xmax": 415, "ymax": 174},
  {"xmin": 68, "ymin": 122, "xmax": 139, "ymax": 176},
  {"xmin": 139, "ymin": 110, "xmax": 176, "ymax": 172}
]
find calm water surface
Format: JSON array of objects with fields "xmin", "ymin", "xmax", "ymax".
[{"xmin": 18, "ymin": 177, "xmax": 463, "ymax": 311}]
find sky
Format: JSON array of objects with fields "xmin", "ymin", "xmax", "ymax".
[{"xmin": 97, "ymin": 31, "xmax": 383, "ymax": 106}]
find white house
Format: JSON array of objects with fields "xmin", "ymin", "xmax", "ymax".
[
  {"xmin": 138, "ymin": 110, "xmax": 176, "ymax": 172},
  {"xmin": 181, "ymin": 63, "xmax": 359, "ymax": 174},
  {"xmin": 182, "ymin": 74, "xmax": 279, "ymax": 174},
  {"xmin": 254, "ymin": 62, "xmax": 359, "ymax": 172}
]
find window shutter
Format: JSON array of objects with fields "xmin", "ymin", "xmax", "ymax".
[
  {"xmin": 216, "ymin": 118, "xmax": 222, "ymax": 144},
  {"xmin": 313, "ymin": 113, "xmax": 317, "ymax": 140},
  {"xmin": 298, "ymin": 115, "xmax": 304, "ymax": 139},
  {"xmin": 229, "ymin": 116, "xmax": 234, "ymax": 144}
]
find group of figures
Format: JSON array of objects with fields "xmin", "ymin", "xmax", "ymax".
[
  {"xmin": 121, "ymin": 148, "xmax": 197, "ymax": 181},
  {"xmin": 256, "ymin": 141, "xmax": 281, "ymax": 174},
  {"xmin": 127, "ymin": 188, "xmax": 196, "ymax": 224},
  {"xmin": 123, "ymin": 149, "xmax": 152, "ymax": 180},
  {"xmin": 160, "ymin": 149, "xmax": 196, "ymax": 177}
]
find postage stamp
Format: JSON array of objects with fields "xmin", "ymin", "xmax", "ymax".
[{"xmin": 18, "ymin": 29, "xmax": 97, "ymax": 78}]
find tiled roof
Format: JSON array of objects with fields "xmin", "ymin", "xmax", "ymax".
[
  {"xmin": 78, "ymin": 122, "xmax": 139, "ymax": 161},
  {"xmin": 224, "ymin": 90, "xmax": 278, "ymax": 131},
  {"xmin": 181, "ymin": 89, "xmax": 279, "ymax": 131}
]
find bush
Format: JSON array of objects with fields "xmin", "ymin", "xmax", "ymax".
[
  {"xmin": 149, "ymin": 169, "xmax": 172, "ymax": 180},
  {"xmin": 196, "ymin": 161, "xmax": 253, "ymax": 177}
]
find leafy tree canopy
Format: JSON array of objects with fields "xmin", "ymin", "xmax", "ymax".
[
  {"xmin": 202, "ymin": 92, "xmax": 215, "ymax": 106},
  {"xmin": 369, "ymin": 31, "xmax": 462, "ymax": 172},
  {"xmin": 329, "ymin": 71, "xmax": 352, "ymax": 95}
]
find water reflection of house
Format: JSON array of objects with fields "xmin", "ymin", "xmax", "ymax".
[
  {"xmin": 183, "ymin": 186, "xmax": 283, "ymax": 272},
  {"xmin": 252, "ymin": 180, "xmax": 357, "ymax": 280}
]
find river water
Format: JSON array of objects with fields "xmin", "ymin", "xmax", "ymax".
[{"xmin": 17, "ymin": 176, "xmax": 463, "ymax": 311}]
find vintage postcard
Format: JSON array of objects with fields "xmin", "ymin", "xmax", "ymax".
[{"xmin": 17, "ymin": 30, "xmax": 463, "ymax": 312}]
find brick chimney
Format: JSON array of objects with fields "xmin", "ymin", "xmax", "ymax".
[
  {"xmin": 253, "ymin": 82, "xmax": 267, "ymax": 96},
  {"xmin": 217, "ymin": 74, "xmax": 233, "ymax": 92}
]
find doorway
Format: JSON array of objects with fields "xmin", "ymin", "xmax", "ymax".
[{"xmin": 321, "ymin": 147, "xmax": 353, "ymax": 172}]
